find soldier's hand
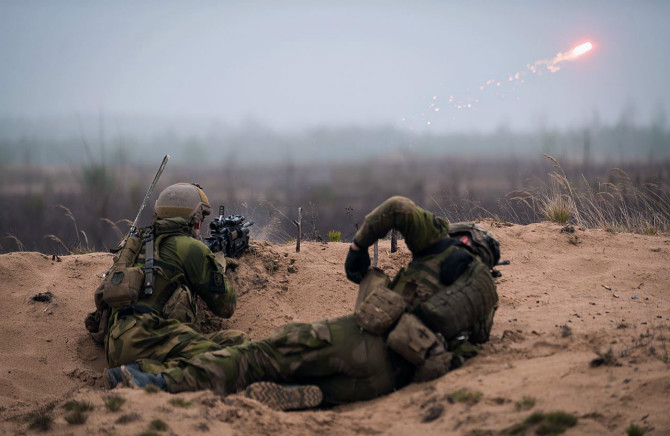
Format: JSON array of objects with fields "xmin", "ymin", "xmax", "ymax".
[
  {"xmin": 345, "ymin": 243, "xmax": 370, "ymax": 284},
  {"xmin": 225, "ymin": 257, "xmax": 239, "ymax": 271}
]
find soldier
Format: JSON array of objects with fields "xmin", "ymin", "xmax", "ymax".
[
  {"xmin": 106, "ymin": 196, "xmax": 500, "ymax": 411},
  {"xmin": 89, "ymin": 183, "xmax": 247, "ymax": 375}
]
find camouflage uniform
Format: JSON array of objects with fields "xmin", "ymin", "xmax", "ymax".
[
  {"xmin": 105, "ymin": 217, "xmax": 247, "ymax": 369},
  {"xmin": 137, "ymin": 197, "xmax": 498, "ymax": 405}
]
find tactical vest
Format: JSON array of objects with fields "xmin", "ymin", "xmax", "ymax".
[
  {"xmin": 86, "ymin": 219, "xmax": 201, "ymax": 343},
  {"xmin": 389, "ymin": 240, "xmax": 498, "ymax": 344},
  {"xmin": 132, "ymin": 219, "xmax": 201, "ymax": 325}
]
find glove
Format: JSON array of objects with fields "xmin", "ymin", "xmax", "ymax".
[
  {"xmin": 224, "ymin": 257, "xmax": 240, "ymax": 271},
  {"xmin": 344, "ymin": 244, "xmax": 370, "ymax": 284}
]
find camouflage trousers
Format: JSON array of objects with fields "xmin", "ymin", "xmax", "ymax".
[
  {"xmin": 142, "ymin": 315, "xmax": 414, "ymax": 405},
  {"xmin": 105, "ymin": 311, "xmax": 249, "ymax": 369}
]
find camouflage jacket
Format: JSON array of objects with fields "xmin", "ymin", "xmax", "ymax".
[{"xmin": 127, "ymin": 217, "xmax": 237, "ymax": 322}]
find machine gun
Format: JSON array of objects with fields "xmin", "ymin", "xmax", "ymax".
[{"xmin": 205, "ymin": 206, "xmax": 254, "ymax": 258}]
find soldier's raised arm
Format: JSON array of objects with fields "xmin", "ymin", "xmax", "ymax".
[
  {"xmin": 344, "ymin": 196, "xmax": 449, "ymax": 283},
  {"xmin": 354, "ymin": 196, "xmax": 449, "ymax": 253}
]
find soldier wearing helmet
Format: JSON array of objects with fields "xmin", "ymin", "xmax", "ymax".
[
  {"xmin": 106, "ymin": 195, "xmax": 500, "ymax": 411},
  {"xmin": 101, "ymin": 183, "xmax": 248, "ymax": 374}
]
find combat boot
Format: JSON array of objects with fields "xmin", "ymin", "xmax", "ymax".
[
  {"xmin": 101, "ymin": 363, "xmax": 169, "ymax": 390},
  {"xmin": 245, "ymin": 382, "xmax": 323, "ymax": 411},
  {"xmin": 120, "ymin": 363, "xmax": 167, "ymax": 390},
  {"xmin": 104, "ymin": 367, "xmax": 124, "ymax": 389}
]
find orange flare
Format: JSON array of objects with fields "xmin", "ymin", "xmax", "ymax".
[{"xmin": 573, "ymin": 42, "xmax": 593, "ymax": 56}]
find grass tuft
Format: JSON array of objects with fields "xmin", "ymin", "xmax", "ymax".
[
  {"xmin": 506, "ymin": 411, "xmax": 578, "ymax": 435},
  {"xmin": 64, "ymin": 409, "xmax": 90, "ymax": 425},
  {"xmin": 626, "ymin": 424, "xmax": 647, "ymax": 436},
  {"xmin": 328, "ymin": 229, "xmax": 342, "ymax": 242},
  {"xmin": 541, "ymin": 195, "xmax": 572, "ymax": 224},
  {"xmin": 515, "ymin": 396, "xmax": 536, "ymax": 411},
  {"xmin": 449, "ymin": 388, "xmax": 483, "ymax": 405},
  {"xmin": 105, "ymin": 395, "xmax": 126, "ymax": 412},
  {"xmin": 26, "ymin": 410, "xmax": 54, "ymax": 432},
  {"xmin": 536, "ymin": 411, "xmax": 578, "ymax": 434},
  {"xmin": 168, "ymin": 398, "xmax": 192, "ymax": 408},
  {"xmin": 63, "ymin": 400, "xmax": 94, "ymax": 424},
  {"xmin": 143, "ymin": 384, "xmax": 161, "ymax": 394},
  {"xmin": 115, "ymin": 412, "xmax": 141, "ymax": 424},
  {"xmin": 150, "ymin": 419, "xmax": 168, "ymax": 431}
]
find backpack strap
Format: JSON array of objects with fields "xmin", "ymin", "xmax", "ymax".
[{"xmin": 143, "ymin": 232, "xmax": 156, "ymax": 296}]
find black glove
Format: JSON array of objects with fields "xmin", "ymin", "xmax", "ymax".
[{"xmin": 345, "ymin": 244, "xmax": 370, "ymax": 284}]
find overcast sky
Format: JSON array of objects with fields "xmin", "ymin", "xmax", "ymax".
[{"xmin": 1, "ymin": 1, "xmax": 669, "ymax": 134}]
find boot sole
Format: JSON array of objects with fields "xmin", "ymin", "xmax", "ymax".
[{"xmin": 245, "ymin": 382, "xmax": 323, "ymax": 411}]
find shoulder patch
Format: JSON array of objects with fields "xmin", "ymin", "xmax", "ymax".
[{"xmin": 210, "ymin": 272, "xmax": 226, "ymax": 294}]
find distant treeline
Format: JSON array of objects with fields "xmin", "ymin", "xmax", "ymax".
[
  {"xmin": 1, "ymin": 153, "xmax": 668, "ymax": 254},
  {"xmin": 0, "ymin": 116, "xmax": 669, "ymax": 165}
]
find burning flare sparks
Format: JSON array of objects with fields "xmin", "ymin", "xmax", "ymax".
[
  {"xmin": 529, "ymin": 41, "xmax": 593, "ymax": 73},
  {"xmin": 402, "ymin": 41, "xmax": 595, "ymax": 128}
]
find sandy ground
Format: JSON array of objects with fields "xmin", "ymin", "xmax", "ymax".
[{"xmin": 0, "ymin": 222, "xmax": 668, "ymax": 435}]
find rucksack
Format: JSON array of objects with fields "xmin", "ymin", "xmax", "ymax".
[{"xmin": 85, "ymin": 234, "xmax": 146, "ymax": 344}]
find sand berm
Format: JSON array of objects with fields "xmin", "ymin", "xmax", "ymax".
[{"xmin": 1, "ymin": 222, "xmax": 668, "ymax": 435}]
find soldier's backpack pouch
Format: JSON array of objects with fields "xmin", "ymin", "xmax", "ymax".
[
  {"xmin": 98, "ymin": 266, "xmax": 145, "ymax": 308},
  {"xmin": 355, "ymin": 270, "xmax": 404, "ymax": 335},
  {"xmin": 386, "ymin": 313, "xmax": 437, "ymax": 365},
  {"xmin": 354, "ymin": 267, "xmax": 390, "ymax": 311},
  {"xmin": 98, "ymin": 235, "xmax": 146, "ymax": 308}
]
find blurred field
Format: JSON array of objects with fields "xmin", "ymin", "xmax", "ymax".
[{"xmin": 1, "ymin": 154, "xmax": 668, "ymax": 254}]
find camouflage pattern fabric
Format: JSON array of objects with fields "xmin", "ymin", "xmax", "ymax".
[
  {"xmin": 132, "ymin": 217, "xmax": 237, "ymax": 320},
  {"xmin": 106, "ymin": 311, "xmax": 248, "ymax": 368},
  {"xmin": 120, "ymin": 196, "xmax": 497, "ymax": 405},
  {"xmin": 104, "ymin": 217, "xmax": 242, "ymax": 367},
  {"xmin": 154, "ymin": 315, "xmax": 413, "ymax": 405},
  {"xmin": 354, "ymin": 196, "xmax": 449, "ymax": 253},
  {"xmin": 356, "ymin": 196, "xmax": 498, "ymax": 344}
]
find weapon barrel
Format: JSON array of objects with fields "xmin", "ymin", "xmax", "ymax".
[{"xmin": 129, "ymin": 154, "xmax": 170, "ymax": 235}]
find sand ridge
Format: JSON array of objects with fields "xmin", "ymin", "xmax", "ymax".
[{"xmin": 0, "ymin": 223, "xmax": 668, "ymax": 435}]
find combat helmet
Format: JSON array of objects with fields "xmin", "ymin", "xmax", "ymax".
[
  {"xmin": 448, "ymin": 222, "xmax": 501, "ymax": 269},
  {"xmin": 154, "ymin": 183, "xmax": 212, "ymax": 225}
]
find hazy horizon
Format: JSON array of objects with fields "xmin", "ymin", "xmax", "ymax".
[{"xmin": 2, "ymin": 1, "xmax": 669, "ymax": 137}]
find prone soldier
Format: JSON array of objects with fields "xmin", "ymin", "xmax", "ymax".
[
  {"xmin": 87, "ymin": 183, "xmax": 248, "ymax": 372},
  {"xmin": 105, "ymin": 196, "xmax": 500, "ymax": 410}
]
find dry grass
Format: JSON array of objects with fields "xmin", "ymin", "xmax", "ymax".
[
  {"xmin": 541, "ymin": 194, "xmax": 573, "ymax": 224},
  {"xmin": 509, "ymin": 155, "xmax": 670, "ymax": 234},
  {"xmin": 4, "ymin": 234, "xmax": 25, "ymax": 251},
  {"xmin": 43, "ymin": 205, "xmax": 96, "ymax": 254}
]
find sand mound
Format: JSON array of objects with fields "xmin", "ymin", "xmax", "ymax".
[{"xmin": 1, "ymin": 223, "xmax": 668, "ymax": 435}]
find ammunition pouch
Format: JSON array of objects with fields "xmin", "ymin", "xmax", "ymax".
[
  {"xmin": 354, "ymin": 267, "xmax": 389, "ymax": 311},
  {"xmin": 386, "ymin": 313, "xmax": 438, "ymax": 365},
  {"xmin": 355, "ymin": 269, "xmax": 404, "ymax": 335}
]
